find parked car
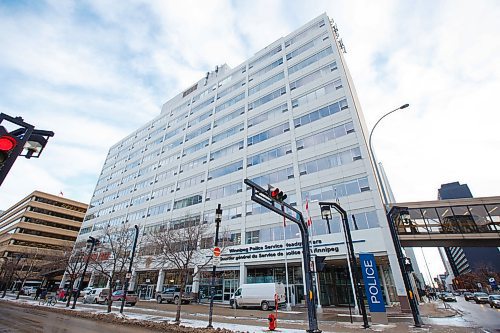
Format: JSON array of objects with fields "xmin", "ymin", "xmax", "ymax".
[
  {"xmin": 464, "ymin": 292, "xmax": 474, "ymax": 301},
  {"xmin": 473, "ymin": 292, "xmax": 489, "ymax": 304},
  {"xmin": 230, "ymin": 282, "xmax": 286, "ymax": 311},
  {"xmin": 83, "ymin": 288, "xmax": 110, "ymax": 304},
  {"xmin": 156, "ymin": 286, "xmax": 193, "ymax": 304},
  {"xmin": 111, "ymin": 290, "xmax": 138, "ymax": 306},
  {"xmin": 441, "ymin": 292, "xmax": 457, "ymax": 302},
  {"xmin": 488, "ymin": 294, "xmax": 500, "ymax": 308},
  {"xmin": 80, "ymin": 287, "xmax": 93, "ymax": 298},
  {"xmin": 21, "ymin": 286, "xmax": 36, "ymax": 296}
]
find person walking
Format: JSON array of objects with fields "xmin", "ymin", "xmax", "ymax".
[{"xmin": 34, "ymin": 287, "xmax": 41, "ymax": 300}]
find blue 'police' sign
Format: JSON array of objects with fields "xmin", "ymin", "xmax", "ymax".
[{"xmin": 360, "ymin": 253, "xmax": 386, "ymax": 313}]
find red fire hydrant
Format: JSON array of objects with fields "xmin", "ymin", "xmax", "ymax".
[{"xmin": 268, "ymin": 313, "xmax": 277, "ymax": 331}]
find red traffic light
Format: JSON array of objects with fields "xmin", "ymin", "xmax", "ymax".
[
  {"xmin": 271, "ymin": 188, "xmax": 280, "ymax": 198},
  {"xmin": 269, "ymin": 187, "xmax": 287, "ymax": 202},
  {"xmin": 0, "ymin": 135, "xmax": 16, "ymax": 152}
]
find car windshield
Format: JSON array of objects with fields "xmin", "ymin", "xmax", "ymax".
[
  {"xmin": 490, "ymin": 295, "xmax": 500, "ymax": 300},
  {"xmin": 113, "ymin": 291, "xmax": 123, "ymax": 295},
  {"xmin": 475, "ymin": 292, "xmax": 488, "ymax": 296}
]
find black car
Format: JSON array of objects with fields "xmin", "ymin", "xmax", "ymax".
[{"xmin": 464, "ymin": 292, "xmax": 474, "ymax": 301}]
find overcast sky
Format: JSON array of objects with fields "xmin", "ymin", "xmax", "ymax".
[{"xmin": 1, "ymin": 0, "xmax": 499, "ymax": 283}]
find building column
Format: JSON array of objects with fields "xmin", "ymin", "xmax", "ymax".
[
  {"xmin": 88, "ymin": 271, "xmax": 95, "ymax": 288},
  {"xmin": 59, "ymin": 273, "xmax": 68, "ymax": 288},
  {"xmin": 128, "ymin": 269, "xmax": 137, "ymax": 291},
  {"xmin": 239, "ymin": 262, "xmax": 247, "ymax": 286},
  {"xmin": 379, "ymin": 265, "xmax": 392, "ymax": 306},
  {"xmin": 192, "ymin": 266, "xmax": 199, "ymax": 294},
  {"xmin": 156, "ymin": 269, "xmax": 165, "ymax": 293}
]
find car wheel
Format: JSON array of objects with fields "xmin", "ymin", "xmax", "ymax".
[
  {"xmin": 261, "ymin": 301, "xmax": 269, "ymax": 311},
  {"xmin": 157, "ymin": 296, "xmax": 163, "ymax": 304},
  {"xmin": 174, "ymin": 296, "xmax": 179, "ymax": 305},
  {"xmin": 93, "ymin": 298, "xmax": 97, "ymax": 304},
  {"xmin": 232, "ymin": 300, "xmax": 239, "ymax": 309},
  {"xmin": 130, "ymin": 302, "xmax": 136, "ymax": 306}
]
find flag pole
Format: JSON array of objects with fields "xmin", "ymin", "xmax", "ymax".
[
  {"xmin": 282, "ymin": 206, "xmax": 291, "ymax": 311},
  {"xmin": 306, "ymin": 198, "xmax": 322, "ymax": 312}
]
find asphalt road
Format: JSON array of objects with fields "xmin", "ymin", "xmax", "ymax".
[
  {"xmin": 446, "ymin": 296, "xmax": 500, "ymax": 333},
  {"xmin": 0, "ymin": 301, "xmax": 161, "ymax": 333}
]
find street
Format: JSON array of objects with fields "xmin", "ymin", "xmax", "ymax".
[
  {"xmin": 446, "ymin": 296, "xmax": 500, "ymax": 333},
  {"xmin": 0, "ymin": 301, "xmax": 162, "ymax": 333}
]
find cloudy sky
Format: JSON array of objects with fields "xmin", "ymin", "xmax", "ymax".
[{"xmin": 1, "ymin": 0, "xmax": 499, "ymax": 282}]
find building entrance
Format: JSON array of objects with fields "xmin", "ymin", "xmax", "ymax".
[{"xmin": 138, "ymin": 284, "xmax": 155, "ymax": 300}]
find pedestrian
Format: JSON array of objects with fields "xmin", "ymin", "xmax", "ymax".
[
  {"xmin": 40, "ymin": 289, "xmax": 47, "ymax": 300},
  {"xmin": 34, "ymin": 287, "xmax": 41, "ymax": 300}
]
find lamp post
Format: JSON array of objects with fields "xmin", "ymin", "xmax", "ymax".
[
  {"xmin": 320, "ymin": 202, "xmax": 369, "ymax": 329},
  {"xmin": 368, "ymin": 104, "xmax": 409, "ymax": 206},
  {"xmin": 207, "ymin": 204, "xmax": 223, "ymax": 329},
  {"xmin": 120, "ymin": 225, "xmax": 139, "ymax": 314},
  {"xmin": 72, "ymin": 236, "xmax": 99, "ymax": 309},
  {"xmin": 0, "ymin": 113, "xmax": 54, "ymax": 186}
]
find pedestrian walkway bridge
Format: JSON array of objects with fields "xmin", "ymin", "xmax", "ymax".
[{"xmin": 389, "ymin": 196, "xmax": 500, "ymax": 247}]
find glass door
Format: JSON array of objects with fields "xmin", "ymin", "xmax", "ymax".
[{"xmin": 223, "ymin": 279, "xmax": 239, "ymax": 302}]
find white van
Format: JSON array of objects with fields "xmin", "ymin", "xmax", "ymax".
[
  {"xmin": 83, "ymin": 288, "xmax": 110, "ymax": 304},
  {"xmin": 230, "ymin": 283, "xmax": 286, "ymax": 310}
]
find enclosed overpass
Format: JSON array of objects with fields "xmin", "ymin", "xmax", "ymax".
[{"xmin": 388, "ymin": 196, "xmax": 500, "ymax": 247}]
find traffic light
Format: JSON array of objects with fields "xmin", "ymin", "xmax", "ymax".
[
  {"xmin": 0, "ymin": 126, "xmax": 18, "ymax": 168},
  {"xmin": 268, "ymin": 186, "xmax": 287, "ymax": 202},
  {"xmin": 315, "ymin": 256, "xmax": 327, "ymax": 272},
  {"xmin": 404, "ymin": 257, "xmax": 414, "ymax": 272}
]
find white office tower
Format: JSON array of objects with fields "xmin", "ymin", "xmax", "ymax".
[{"xmin": 77, "ymin": 13, "xmax": 407, "ymax": 307}]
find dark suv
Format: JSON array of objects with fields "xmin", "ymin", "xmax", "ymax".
[{"xmin": 156, "ymin": 286, "xmax": 193, "ymax": 304}]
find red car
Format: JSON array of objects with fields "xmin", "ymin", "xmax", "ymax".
[{"xmin": 110, "ymin": 290, "xmax": 138, "ymax": 306}]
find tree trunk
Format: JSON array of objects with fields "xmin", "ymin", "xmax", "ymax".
[
  {"xmin": 65, "ymin": 280, "xmax": 74, "ymax": 307},
  {"xmin": 107, "ymin": 278, "xmax": 113, "ymax": 313},
  {"xmin": 174, "ymin": 271, "xmax": 186, "ymax": 324}
]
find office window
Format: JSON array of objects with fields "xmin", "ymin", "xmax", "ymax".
[
  {"xmin": 185, "ymin": 123, "xmax": 211, "ymax": 142},
  {"xmin": 285, "ymin": 32, "xmax": 328, "ymax": 61},
  {"xmin": 125, "ymin": 159, "xmax": 141, "ymax": 172},
  {"xmin": 206, "ymin": 181, "xmax": 243, "ymax": 201},
  {"xmin": 247, "ymin": 122, "xmax": 290, "ymax": 146},
  {"xmin": 249, "ymin": 44, "xmax": 282, "ymax": 69},
  {"xmin": 245, "ymin": 230, "xmax": 260, "ymax": 244},
  {"xmin": 163, "ymin": 138, "xmax": 183, "ymax": 152},
  {"xmin": 180, "ymin": 155, "xmax": 207, "ymax": 173},
  {"xmin": 285, "ymin": 19, "xmax": 325, "ymax": 47},
  {"xmin": 293, "ymin": 98, "xmax": 348, "ymax": 128},
  {"xmin": 121, "ymin": 172, "xmax": 136, "ymax": 184},
  {"xmin": 147, "ymin": 202, "xmax": 171, "ymax": 217},
  {"xmin": 191, "ymin": 97, "xmax": 214, "ymax": 114},
  {"xmin": 137, "ymin": 163, "xmax": 156, "ymax": 178},
  {"xmin": 207, "ymin": 160, "xmax": 243, "ymax": 180},
  {"xmin": 289, "ymin": 63, "xmax": 336, "ymax": 91},
  {"xmin": 215, "ymin": 92, "xmax": 245, "ymax": 114},
  {"xmin": 213, "ymin": 107, "xmax": 245, "ymax": 128},
  {"xmin": 188, "ymin": 109, "xmax": 213, "ymax": 127},
  {"xmin": 248, "ymin": 103, "xmax": 288, "ymax": 128},
  {"xmin": 169, "ymin": 112, "xmax": 187, "ymax": 127},
  {"xmin": 247, "ymin": 144, "xmax": 292, "ymax": 167},
  {"xmin": 176, "ymin": 173, "xmax": 205, "ymax": 191},
  {"xmin": 245, "ymin": 202, "xmax": 269, "ymax": 216},
  {"xmin": 296, "ymin": 121, "xmax": 354, "ymax": 150},
  {"xmin": 151, "ymin": 183, "xmax": 175, "ymax": 200},
  {"xmin": 248, "ymin": 57, "xmax": 284, "ymax": 82},
  {"xmin": 248, "ymin": 87, "xmax": 286, "ymax": 111},
  {"xmin": 210, "ymin": 141, "xmax": 244, "ymax": 161},
  {"xmin": 183, "ymin": 139, "xmax": 209, "ymax": 156},
  {"xmin": 143, "ymin": 148, "xmax": 161, "ymax": 163},
  {"xmin": 116, "ymin": 185, "xmax": 133, "ymax": 198},
  {"xmin": 288, "ymin": 47, "xmax": 333, "ymax": 75},
  {"xmin": 158, "ymin": 151, "xmax": 180, "ymax": 169},
  {"xmin": 135, "ymin": 176, "xmax": 154, "ymax": 190},
  {"xmin": 127, "ymin": 209, "xmax": 147, "ymax": 221},
  {"xmin": 164, "ymin": 125, "xmax": 184, "ymax": 141},
  {"xmin": 212, "ymin": 123, "xmax": 244, "ymax": 144},
  {"xmin": 217, "ymin": 79, "xmax": 245, "ymax": 100},
  {"xmin": 291, "ymin": 81, "xmax": 337, "ymax": 108},
  {"xmin": 250, "ymin": 166, "xmax": 294, "ymax": 187},
  {"xmin": 248, "ymin": 72, "xmax": 285, "ymax": 96},
  {"xmin": 302, "ymin": 176, "xmax": 371, "ymax": 202},
  {"xmin": 155, "ymin": 167, "xmax": 177, "ymax": 183},
  {"xmin": 173, "ymin": 194, "xmax": 203, "ymax": 210},
  {"xmin": 349, "ymin": 211, "xmax": 379, "ymax": 230},
  {"xmin": 298, "ymin": 147, "xmax": 362, "ymax": 175}
]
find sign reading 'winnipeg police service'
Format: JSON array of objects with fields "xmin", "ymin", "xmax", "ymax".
[{"xmin": 360, "ymin": 253, "xmax": 386, "ymax": 313}]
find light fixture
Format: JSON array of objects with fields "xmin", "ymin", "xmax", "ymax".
[{"xmin": 320, "ymin": 205, "xmax": 332, "ymax": 220}]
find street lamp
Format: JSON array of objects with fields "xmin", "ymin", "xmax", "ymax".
[
  {"xmin": 72, "ymin": 236, "xmax": 99, "ymax": 309},
  {"xmin": 320, "ymin": 202, "xmax": 369, "ymax": 329},
  {"xmin": 0, "ymin": 113, "xmax": 54, "ymax": 186},
  {"xmin": 120, "ymin": 225, "xmax": 139, "ymax": 314},
  {"xmin": 207, "ymin": 204, "xmax": 223, "ymax": 329},
  {"xmin": 368, "ymin": 104, "xmax": 409, "ymax": 206}
]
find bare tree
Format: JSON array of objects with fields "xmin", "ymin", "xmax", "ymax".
[
  {"xmin": 1, "ymin": 255, "xmax": 23, "ymax": 298},
  {"xmin": 148, "ymin": 216, "xmax": 219, "ymax": 324},
  {"xmin": 13, "ymin": 249, "xmax": 44, "ymax": 299},
  {"xmin": 89, "ymin": 223, "xmax": 137, "ymax": 313}
]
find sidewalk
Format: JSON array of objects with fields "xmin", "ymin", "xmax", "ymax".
[{"xmin": 0, "ymin": 294, "xmax": 476, "ymax": 333}]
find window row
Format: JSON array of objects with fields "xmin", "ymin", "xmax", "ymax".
[
  {"xmin": 293, "ymin": 98, "xmax": 348, "ymax": 128},
  {"xmin": 288, "ymin": 47, "xmax": 333, "ymax": 75},
  {"xmin": 286, "ymin": 31, "xmax": 329, "ymax": 61},
  {"xmin": 292, "ymin": 80, "xmax": 341, "ymax": 109},
  {"xmin": 205, "ymin": 181, "xmax": 243, "ymax": 201},
  {"xmin": 298, "ymin": 147, "xmax": 362, "ymax": 175},
  {"xmin": 247, "ymin": 122, "xmax": 290, "ymax": 146},
  {"xmin": 289, "ymin": 62, "xmax": 338, "ymax": 91},
  {"xmin": 247, "ymin": 143, "xmax": 292, "ymax": 167},
  {"xmin": 296, "ymin": 121, "xmax": 354, "ymax": 150},
  {"xmin": 302, "ymin": 176, "xmax": 371, "ymax": 202}
]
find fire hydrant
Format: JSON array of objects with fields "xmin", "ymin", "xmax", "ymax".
[{"xmin": 268, "ymin": 313, "xmax": 277, "ymax": 331}]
